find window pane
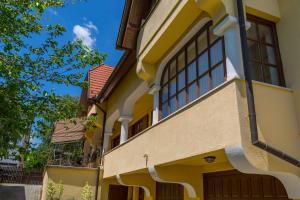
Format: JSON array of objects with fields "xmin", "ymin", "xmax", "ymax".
[
  {"xmin": 248, "ymin": 40, "xmax": 260, "ymax": 61},
  {"xmin": 212, "ymin": 64, "xmax": 224, "ymax": 88},
  {"xmin": 210, "ymin": 39, "xmax": 223, "ymax": 66},
  {"xmin": 199, "ymin": 74, "xmax": 210, "ymax": 96},
  {"xmin": 178, "ymin": 70, "xmax": 185, "ymax": 90},
  {"xmin": 170, "ymin": 97, "xmax": 177, "ymax": 114},
  {"xmin": 162, "ymin": 85, "xmax": 168, "ymax": 102},
  {"xmin": 178, "ymin": 52, "xmax": 185, "ymax": 71},
  {"xmin": 169, "ymin": 78, "xmax": 176, "ymax": 97},
  {"xmin": 247, "ymin": 22, "xmax": 258, "ymax": 40},
  {"xmin": 263, "ymin": 65, "xmax": 279, "ymax": 85},
  {"xmin": 261, "ymin": 45, "xmax": 276, "ymax": 65},
  {"xmin": 197, "ymin": 32, "xmax": 207, "ymax": 54},
  {"xmin": 198, "ymin": 51, "xmax": 209, "ymax": 75},
  {"xmin": 187, "ymin": 42, "xmax": 196, "ymax": 63},
  {"xmin": 187, "ymin": 61, "xmax": 197, "ymax": 83},
  {"xmin": 188, "ymin": 82, "xmax": 197, "ymax": 102},
  {"xmin": 178, "ymin": 91, "xmax": 186, "ymax": 108},
  {"xmin": 162, "ymin": 69, "xmax": 168, "ymax": 84},
  {"xmin": 161, "ymin": 102, "xmax": 168, "ymax": 118},
  {"xmin": 170, "ymin": 60, "xmax": 176, "ymax": 78},
  {"xmin": 249, "ymin": 62, "xmax": 263, "ymax": 81},
  {"xmin": 258, "ymin": 23, "xmax": 274, "ymax": 44}
]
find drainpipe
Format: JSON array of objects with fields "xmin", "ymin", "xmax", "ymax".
[
  {"xmin": 236, "ymin": 0, "xmax": 300, "ymax": 168},
  {"xmin": 89, "ymin": 98, "xmax": 107, "ymax": 200}
]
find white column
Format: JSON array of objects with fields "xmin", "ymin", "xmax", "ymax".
[
  {"xmin": 118, "ymin": 116, "xmax": 132, "ymax": 144},
  {"xmin": 102, "ymin": 131, "xmax": 112, "ymax": 153},
  {"xmin": 213, "ymin": 15, "xmax": 250, "ymax": 80},
  {"xmin": 148, "ymin": 84, "xmax": 161, "ymax": 125}
]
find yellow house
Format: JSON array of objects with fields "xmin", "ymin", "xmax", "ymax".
[{"xmin": 49, "ymin": 0, "xmax": 300, "ymax": 200}]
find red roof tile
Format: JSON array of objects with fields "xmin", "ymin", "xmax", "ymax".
[{"xmin": 88, "ymin": 64, "xmax": 114, "ymax": 98}]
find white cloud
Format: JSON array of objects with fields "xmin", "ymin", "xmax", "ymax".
[
  {"xmin": 84, "ymin": 21, "xmax": 98, "ymax": 33},
  {"xmin": 73, "ymin": 21, "xmax": 98, "ymax": 49}
]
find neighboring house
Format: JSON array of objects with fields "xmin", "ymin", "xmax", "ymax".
[{"xmin": 89, "ymin": 0, "xmax": 300, "ymax": 200}]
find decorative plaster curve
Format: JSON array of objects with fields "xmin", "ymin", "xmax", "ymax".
[
  {"xmin": 154, "ymin": 17, "xmax": 211, "ymax": 87},
  {"xmin": 121, "ymin": 81, "xmax": 149, "ymax": 116},
  {"xmin": 148, "ymin": 166, "xmax": 197, "ymax": 198},
  {"xmin": 116, "ymin": 174, "xmax": 151, "ymax": 197},
  {"xmin": 225, "ymin": 145, "xmax": 300, "ymax": 199}
]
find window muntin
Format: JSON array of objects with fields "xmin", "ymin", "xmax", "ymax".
[
  {"xmin": 128, "ymin": 114, "xmax": 150, "ymax": 138},
  {"xmin": 246, "ymin": 15, "xmax": 285, "ymax": 86},
  {"xmin": 160, "ymin": 22, "xmax": 226, "ymax": 119}
]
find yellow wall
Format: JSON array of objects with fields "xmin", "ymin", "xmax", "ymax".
[
  {"xmin": 41, "ymin": 166, "xmax": 99, "ymax": 200},
  {"xmin": 245, "ymin": 0, "xmax": 280, "ymax": 21},
  {"xmin": 276, "ymin": 0, "xmax": 300, "ymax": 130},
  {"xmin": 103, "ymin": 80, "xmax": 242, "ymax": 178}
]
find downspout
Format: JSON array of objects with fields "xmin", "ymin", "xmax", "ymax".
[
  {"xmin": 236, "ymin": 0, "xmax": 300, "ymax": 168},
  {"xmin": 89, "ymin": 98, "xmax": 107, "ymax": 200}
]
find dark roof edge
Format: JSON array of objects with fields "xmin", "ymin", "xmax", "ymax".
[{"xmin": 116, "ymin": 0, "xmax": 132, "ymax": 50}]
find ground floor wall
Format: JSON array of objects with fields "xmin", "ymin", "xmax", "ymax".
[{"xmin": 41, "ymin": 166, "xmax": 100, "ymax": 200}]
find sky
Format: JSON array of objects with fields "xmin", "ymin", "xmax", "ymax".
[{"xmin": 43, "ymin": 0, "xmax": 125, "ymax": 97}]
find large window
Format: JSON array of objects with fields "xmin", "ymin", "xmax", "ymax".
[
  {"xmin": 128, "ymin": 114, "xmax": 150, "ymax": 138},
  {"xmin": 247, "ymin": 15, "xmax": 285, "ymax": 86},
  {"xmin": 160, "ymin": 22, "xmax": 226, "ymax": 119}
]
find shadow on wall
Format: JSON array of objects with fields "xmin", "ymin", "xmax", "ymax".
[{"xmin": 0, "ymin": 185, "xmax": 26, "ymax": 200}]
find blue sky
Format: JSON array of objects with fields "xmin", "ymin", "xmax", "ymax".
[{"xmin": 44, "ymin": 0, "xmax": 125, "ymax": 97}]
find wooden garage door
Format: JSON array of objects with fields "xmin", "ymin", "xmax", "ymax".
[
  {"xmin": 108, "ymin": 185, "xmax": 128, "ymax": 200},
  {"xmin": 156, "ymin": 182, "xmax": 184, "ymax": 200},
  {"xmin": 204, "ymin": 170, "xmax": 290, "ymax": 200}
]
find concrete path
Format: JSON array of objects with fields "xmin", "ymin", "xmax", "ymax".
[{"xmin": 0, "ymin": 184, "xmax": 41, "ymax": 200}]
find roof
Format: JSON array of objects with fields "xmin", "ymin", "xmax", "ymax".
[
  {"xmin": 88, "ymin": 64, "xmax": 114, "ymax": 98},
  {"xmin": 51, "ymin": 118, "xmax": 85, "ymax": 144}
]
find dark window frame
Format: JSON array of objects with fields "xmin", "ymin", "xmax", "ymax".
[
  {"xmin": 159, "ymin": 21, "xmax": 226, "ymax": 119},
  {"xmin": 247, "ymin": 14, "xmax": 285, "ymax": 86}
]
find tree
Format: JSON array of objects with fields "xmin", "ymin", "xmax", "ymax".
[
  {"xmin": 25, "ymin": 95, "xmax": 81, "ymax": 170},
  {"xmin": 0, "ymin": 0, "xmax": 106, "ymax": 157}
]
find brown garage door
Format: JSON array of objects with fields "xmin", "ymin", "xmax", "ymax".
[
  {"xmin": 156, "ymin": 182, "xmax": 184, "ymax": 200},
  {"xmin": 204, "ymin": 170, "xmax": 290, "ymax": 200},
  {"xmin": 108, "ymin": 185, "xmax": 128, "ymax": 200}
]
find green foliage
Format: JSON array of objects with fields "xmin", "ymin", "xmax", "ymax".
[
  {"xmin": 25, "ymin": 95, "xmax": 82, "ymax": 170},
  {"xmin": 84, "ymin": 115, "xmax": 98, "ymax": 130},
  {"xmin": 46, "ymin": 180, "xmax": 64, "ymax": 200},
  {"xmin": 0, "ymin": 0, "xmax": 106, "ymax": 157},
  {"xmin": 81, "ymin": 182, "xmax": 93, "ymax": 200}
]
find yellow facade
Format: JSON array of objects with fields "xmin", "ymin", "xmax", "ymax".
[{"xmin": 43, "ymin": 0, "xmax": 300, "ymax": 200}]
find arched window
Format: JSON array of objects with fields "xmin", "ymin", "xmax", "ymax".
[{"xmin": 160, "ymin": 22, "xmax": 226, "ymax": 119}]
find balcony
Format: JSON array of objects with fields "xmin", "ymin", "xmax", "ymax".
[{"xmin": 103, "ymin": 78, "xmax": 300, "ymax": 178}]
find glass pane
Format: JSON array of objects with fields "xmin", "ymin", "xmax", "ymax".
[
  {"xmin": 199, "ymin": 74, "xmax": 210, "ymax": 96},
  {"xmin": 161, "ymin": 102, "xmax": 168, "ymax": 118},
  {"xmin": 247, "ymin": 22, "xmax": 258, "ymax": 40},
  {"xmin": 263, "ymin": 65, "xmax": 279, "ymax": 85},
  {"xmin": 261, "ymin": 45, "xmax": 276, "ymax": 65},
  {"xmin": 178, "ymin": 91, "xmax": 186, "ymax": 108},
  {"xmin": 197, "ymin": 32, "xmax": 208, "ymax": 54},
  {"xmin": 170, "ymin": 97, "xmax": 177, "ymax": 114},
  {"xmin": 162, "ymin": 68, "xmax": 168, "ymax": 84},
  {"xmin": 198, "ymin": 51, "xmax": 209, "ymax": 75},
  {"xmin": 212, "ymin": 64, "xmax": 224, "ymax": 88},
  {"xmin": 187, "ymin": 61, "xmax": 197, "ymax": 83},
  {"xmin": 178, "ymin": 52, "xmax": 185, "ymax": 71},
  {"xmin": 210, "ymin": 39, "xmax": 223, "ymax": 66},
  {"xmin": 162, "ymin": 85, "xmax": 168, "ymax": 102},
  {"xmin": 258, "ymin": 23, "xmax": 274, "ymax": 44},
  {"xmin": 188, "ymin": 82, "xmax": 197, "ymax": 102},
  {"xmin": 187, "ymin": 42, "xmax": 196, "ymax": 63},
  {"xmin": 169, "ymin": 78, "xmax": 176, "ymax": 97},
  {"xmin": 248, "ymin": 40, "xmax": 260, "ymax": 61},
  {"xmin": 249, "ymin": 62, "xmax": 263, "ymax": 82},
  {"xmin": 178, "ymin": 70, "xmax": 185, "ymax": 90},
  {"xmin": 170, "ymin": 60, "xmax": 176, "ymax": 78}
]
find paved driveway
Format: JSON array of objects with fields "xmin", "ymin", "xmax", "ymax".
[{"xmin": 0, "ymin": 184, "xmax": 41, "ymax": 200}]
